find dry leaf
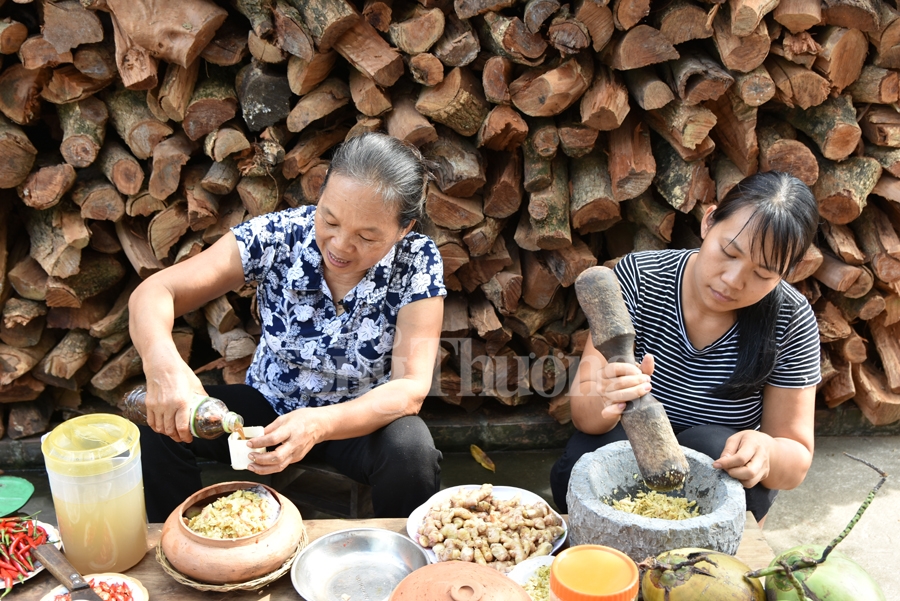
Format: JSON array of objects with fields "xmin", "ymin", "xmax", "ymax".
[{"xmin": 470, "ymin": 444, "xmax": 496, "ymax": 472}]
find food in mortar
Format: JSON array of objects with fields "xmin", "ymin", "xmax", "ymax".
[
  {"xmin": 184, "ymin": 489, "xmax": 276, "ymax": 539},
  {"xmin": 523, "ymin": 565, "xmax": 551, "ymax": 601},
  {"xmin": 610, "ymin": 490, "xmax": 700, "ymax": 520},
  {"xmin": 416, "ymin": 484, "xmax": 565, "ymax": 573}
]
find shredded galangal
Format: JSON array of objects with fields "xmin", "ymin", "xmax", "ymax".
[
  {"xmin": 185, "ymin": 489, "xmax": 274, "ymax": 538},
  {"xmin": 610, "ymin": 490, "xmax": 700, "ymax": 520}
]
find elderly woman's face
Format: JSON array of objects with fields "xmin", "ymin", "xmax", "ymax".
[{"xmin": 314, "ymin": 174, "xmax": 413, "ymax": 278}]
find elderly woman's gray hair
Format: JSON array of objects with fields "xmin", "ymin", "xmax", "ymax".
[{"xmin": 323, "ymin": 132, "xmax": 430, "ymax": 229}]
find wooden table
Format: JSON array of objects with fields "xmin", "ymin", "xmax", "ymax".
[{"xmin": 12, "ymin": 514, "xmax": 775, "ymax": 600}]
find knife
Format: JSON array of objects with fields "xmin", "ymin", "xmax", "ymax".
[{"xmin": 32, "ymin": 544, "xmax": 103, "ymax": 601}]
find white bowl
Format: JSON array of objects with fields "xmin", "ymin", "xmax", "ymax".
[
  {"xmin": 507, "ymin": 555, "xmax": 555, "ymax": 586},
  {"xmin": 406, "ymin": 485, "xmax": 567, "ymax": 563},
  {"xmin": 39, "ymin": 573, "xmax": 148, "ymax": 601}
]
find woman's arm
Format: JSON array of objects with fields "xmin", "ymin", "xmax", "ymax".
[
  {"xmin": 713, "ymin": 384, "xmax": 816, "ymax": 490},
  {"xmin": 569, "ymin": 334, "xmax": 654, "ymax": 435},
  {"xmin": 246, "ymin": 295, "xmax": 444, "ymax": 474},
  {"xmin": 128, "ymin": 232, "xmax": 246, "ymax": 442}
]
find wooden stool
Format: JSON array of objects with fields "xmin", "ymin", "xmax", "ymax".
[{"xmin": 272, "ymin": 458, "xmax": 373, "ymax": 519}]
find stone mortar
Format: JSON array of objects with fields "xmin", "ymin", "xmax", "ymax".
[{"xmin": 567, "ymin": 441, "xmax": 746, "ymax": 562}]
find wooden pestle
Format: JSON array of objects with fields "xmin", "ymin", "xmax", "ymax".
[{"xmin": 574, "ymin": 266, "xmax": 689, "ymax": 491}]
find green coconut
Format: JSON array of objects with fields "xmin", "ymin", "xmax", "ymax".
[
  {"xmin": 641, "ymin": 548, "xmax": 765, "ymax": 601},
  {"xmin": 765, "ymin": 545, "xmax": 885, "ymax": 601}
]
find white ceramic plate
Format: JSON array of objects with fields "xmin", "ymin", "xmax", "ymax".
[
  {"xmin": 39, "ymin": 573, "xmax": 149, "ymax": 601},
  {"xmin": 507, "ymin": 554, "xmax": 555, "ymax": 586},
  {"xmin": 8, "ymin": 521, "xmax": 62, "ymax": 587},
  {"xmin": 406, "ymin": 485, "xmax": 567, "ymax": 564}
]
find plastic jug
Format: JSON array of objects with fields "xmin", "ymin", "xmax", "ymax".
[{"xmin": 41, "ymin": 414, "xmax": 148, "ymax": 574}]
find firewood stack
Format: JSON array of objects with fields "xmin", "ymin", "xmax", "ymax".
[{"xmin": 1, "ymin": 0, "xmax": 900, "ymax": 442}]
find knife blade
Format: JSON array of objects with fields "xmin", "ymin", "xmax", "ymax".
[{"xmin": 32, "ymin": 544, "xmax": 103, "ymax": 601}]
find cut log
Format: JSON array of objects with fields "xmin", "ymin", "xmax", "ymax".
[
  {"xmin": 32, "ymin": 329, "xmax": 96, "ymax": 389},
  {"xmin": 528, "ymin": 155, "xmax": 572, "ymax": 250},
  {"xmin": 389, "ymin": 5, "xmax": 444, "ymax": 54},
  {"xmin": 0, "ymin": 64, "xmax": 51, "ymax": 126},
  {"xmin": 478, "ymin": 11, "xmax": 547, "ymax": 66},
  {"xmin": 812, "ymin": 156, "xmax": 881, "ymax": 225},
  {"xmin": 204, "ymin": 295, "xmax": 240, "ymax": 333},
  {"xmin": 652, "ymin": 134, "xmax": 714, "ymax": 214},
  {"xmin": 664, "ymin": 52, "xmax": 735, "ymax": 106},
  {"xmin": 89, "ymin": 220, "xmax": 124, "ymax": 255},
  {"xmin": 867, "ymin": 146, "xmax": 900, "ymax": 179},
  {"xmin": 58, "ymin": 96, "xmax": 108, "ymax": 168},
  {"xmin": 503, "ymin": 287, "xmax": 566, "ymax": 338},
  {"xmin": 0, "ymin": 330, "xmax": 56, "ymax": 386},
  {"xmin": 149, "ymin": 133, "xmax": 198, "ymax": 200},
  {"xmin": 822, "ymin": 0, "xmax": 880, "ymax": 31},
  {"xmin": 282, "ymin": 124, "xmax": 348, "ymax": 179},
  {"xmin": 0, "ymin": 19, "xmax": 28, "ymax": 55},
  {"xmin": 831, "ymin": 330, "xmax": 867, "ymax": 365},
  {"xmin": 482, "ymin": 149, "xmax": 523, "ymax": 218},
  {"xmin": 417, "ymin": 67, "xmax": 490, "ymax": 136},
  {"xmin": 106, "ymin": 0, "xmax": 228, "ymax": 67},
  {"xmin": 523, "ymin": 137, "xmax": 552, "ymax": 193},
  {"xmin": 7, "ymin": 256, "xmax": 49, "ymax": 302},
  {"xmin": 70, "ymin": 179, "xmax": 125, "ymax": 222},
  {"xmin": 42, "ymin": 0, "xmax": 104, "ymax": 54},
  {"xmin": 17, "ymin": 36, "xmax": 73, "ymax": 70},
  {"xmin": 522, "ymin": 251, "xmax": 561, "ymax": 310},
  {"xmin": 599, "ymin": 24, "xmax": 679, "ymax": 70},
  {"xmin": 529, "ymin": 118, "xmax": 559, "ymax": 158},
  {"xmin": 425, "ymin": 184, "xmax": 484, "ymax": 230},
  {"xmin": 706, "ymin": 88, "xmax": 758, "ymax": 177},
  {"xmin": 653, "ymin": 0, "xmax": 712, "ymax": 45},
  {"xmin": 476, "ymin": 105, "xmax": 529, "ymax": 151},
  {"xmin": 608, "ymin": 112, "xmax": 655, "ymax": 201},
  {"xmin": 457, "ymin": 235, "xmax": 513, "ymax": 292},
  {"xmin": 105, "ymin": 86, "xmax": 174, "ymax": 159},
  {"xmin": 786, "ymin": 244, "xmax": 823, "ymax": 283},
  {"xmin": 783, "ymin": 94, "xmax": 862, "ymax": 161},
  {"xmin": 468, "ymin": 293, "xmax": 513, "ymax": 356},
  {"xmin": 200, "ymin": 17, "xmax": 250, "ymax": 66},
  {"xmin": 425, "ymin": 222, "xmax": 469, "ymax": 274},
  {"xmin": 98, "ymin": 140, "xmax": 144, "ymax": 196},
  {"xmin": 17, "ymin": 161, "xmax": 77, "ymax": 211},
  {"xmin": 548, "ymin": 5, "xmax": 591, "ymax": 55},
  {"xmin": 273, "ymin": 0, "xmax": 314, "ymax": 61},
  {"xmin": 148, "ymin": 201, "xmax": 190, "ymax": 261},
  {"xmin": 25, "ymin": 202, "xmax": 90, "ymax": 278},
  {"xmin": 287, "ymin": 76, "xmax": 352, "ymax": 134},
  {"xmin": 624, "ymin": 191, "xmax": 674, "ymax": 242},
  {"xmin": 202, "ymin": 195, "xmax": 246, "ymax": 244},
  {"xmin": 333, "ymin": 18, "xmax": 404, "ymax": 88},
  {"xmin": 573, "ymin": 0, "xmax": 614, "ymax": 52},
  {"xmin": 288, "ymin": 51, "xmax": 337, "ymax": 96},
  {"xmin": 432, "ymin": 11, "xmax": 480, "ymax": 68},
  {"xmin": 5, "ymin": 400, "xmax": 53, "ymax": 439},
  {"xmin": 108, "ymin": 11, "xmax": 158, "ymax": 90},
  {"xmin": 90, "ymin": 277, "xmax": 139, "ymax": 339},
  {"xmin": 732, "ymin": 65, "xmax": 776, "ymax": 107},
  {"xmin": 712, "ymin": 155, "xmax": 743, "ymax": 202},
  {"xmin": 510, "ymin": 54, "xmax": 594, "ymax": 117},
  {"xmin": 623, "ymin": 67, "xmax": 674, "ymax": 111},
  {"xmin": 461, "ymin": 216, "xmax": 504, "ymax": 259},
  {"xmin": 158, "ymin": 59, "xmax": 200, "ymax": 123},
  {"xmin": 570, "ymin": 149, "xmax": 620, "ymax": 233},
  {"xmin": 821, "ymin": 221, "xmax": 866, "ymax": 265},
  {"xmin": 0, "ymin": 375, "xmax": 45, "ymax": 403},
  {"xmin": 557, "ymin": 122, "xmax": 599, "ymax": 157},
  {"xmin": 407, "ymin": 53, "xmax": 444, "ymax": 87},
  {"xmin": 525, "ymin": 0, "xmax": 561, "ymax": 33},
  {"xmin": 850, "ymin": 203, "xmax": 900, "ymax": 283},
  {"xmin": 482, "ymin": 266, "xmax": 523, "ymax": 316},
  {"xmin": 292, "ymin": 0, "xmax": 360, "ymax": 52},
  {"xmin": 0, "ymin": 299, "xmax": 46, "ymax": 348},
  {"xmin": 757, "ymin": 122, "xmax": 818, "ymax": 186},
  {"xmin": 544, "ymin": 235, "xmax": 597, "ymax": 286},
  {"xmin": 871, "ymin": 312, "xmax": 900, "ymax": 393},
  {"xmin": 423, "ymin": 128, "xmax": 486, "ymax": 197},
  {"xmin": 237, "ymin": 173, "xmax": 286, "ymax": 217},
  {"xmin": 482, "ymin": 55, "xmax": 513, "ymax": 105},
  {"xmin": 40, "ymin": 65, "xmax": 114, "ymax": 105},
  {"xmin": 860, "ymin": 106, "xmax": 900, "ymax": 148},
  {"xmin": 869, "ymin": 3, "xmax": 900, "ymax": 69},
  {"xmin": 831, "ymin": 288, "xmax": 885, "ymax": 321},
  {"xmin": 729, "ymin": 0, "xmax": 779, "ymax": 36},
  {"xmin": 813, "ymin": 251, "xmax": 863, "ymax": 292},
  {"xmin": 201, "ymin": 158, "xmax": 241, "ymax": 196},
  {"xmin": 90, "ymin": 344, "xmax": 142, "ymax": 390},
  {"xmin": 852, "ymin": 362, "xmax": 900, "ymax": 426},
  {"xmin": 817, "ymin": 301, "xmax": 852, "ymax": 342},
  {"xmin": 644, "ymin": 99, "xmax": 717, "ymax": 156},
  {"xmin": 764, "ymin": 55, "xmax": 830, "ymax": 110},
  {"xmin": 204, "ymin": 123, "xmax": 251, "ymax": 163},
  {"xmin": 182, "ymin": 67, "xmax": 239, "ymax": 141},
  {"xmin": 348, "ymin": 69, "xmax": 391, "ymax": 117},
  {"xmin": 712, "ymin": 8, "xmax": 770, "ymax": 73},
  {"xmin": 774, "ymin": 0, "xmax": 822, "ymax": 33},
  {"xmin": 847, "ymin": 66, "xmax": 900, "ymax": 105},
  {"xmin": 238, "ymin": 62, "xmax": 294, "ymax": 132},
  {"xmin": 363, "ymin": 0, "xmax": 392, "ymax": 32},
  {"xmin": 813, "ymin": 26, "xmax": 868, "ymax": 93},
  {"xmin": 580, "ymin": 64, "xmax": 629, "ymax": 131},
  {"xmin": 384, "ymin": 95, "xmax": 437, "ymax": 147}
]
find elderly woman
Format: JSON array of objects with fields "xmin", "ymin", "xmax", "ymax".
[
  {"xmin": 130, "ymin": 133, "xmax": 446, "ymax": 521},
  {"xmin": 551, "ymin": 172, "xmax": 821, "ymax": 525}
]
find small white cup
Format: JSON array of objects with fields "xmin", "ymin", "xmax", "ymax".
[{"xmin": 228, "ymin": 426, "xmax": 266, "ymax": 470}]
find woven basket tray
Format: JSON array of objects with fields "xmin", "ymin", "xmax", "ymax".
[{"xmin": 156, "ymin": 525, "xmax": 309, "ymax": 592}]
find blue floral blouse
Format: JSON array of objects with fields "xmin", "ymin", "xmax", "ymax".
[{"xmin": 232, "ymin": 206, "xmax": 447, "ymax": 414}]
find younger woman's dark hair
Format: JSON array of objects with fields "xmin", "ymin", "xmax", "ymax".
[
  {"xmin": 322, "ymin": 132, "xmax": 432, "ymax": 230},
  {"xmin": 706, "ymin": 171, "xmax": 819, "ymax": 399}
]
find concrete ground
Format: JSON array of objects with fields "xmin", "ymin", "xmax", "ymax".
[{"xmin": 5, "ymin": 436, "xmax": 898, "ymax": 598}]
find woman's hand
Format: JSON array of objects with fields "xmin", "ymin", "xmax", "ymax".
[
  {"xmin": 244, "ymin": 408, "xmax": 323, "ymax": 475},
  {"xmin": 142, "ymin": 348, "xmax": 207, "ymax": 443},
  {"xmin": 596, "ymin": 354, "xmax": 656, "ymax": 420},
  {"xmin": 713, "ymin": 430, "xmax": 774, "ymax": 488}
]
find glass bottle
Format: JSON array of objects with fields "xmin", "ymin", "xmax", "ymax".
[{"xmin": 122, "ymin": 386, "xmax": 244, "ymax": 440}]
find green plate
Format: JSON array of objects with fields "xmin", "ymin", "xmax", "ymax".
[{"xmin": 0, "ymin": 476, "xmax": 35, "ymax": 517}]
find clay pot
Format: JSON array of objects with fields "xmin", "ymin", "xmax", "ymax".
[
  {"xmin": 160, "ymin": 481, "xmax": 304, "ymax": 584},
  {"xmin": 389, "ymin": 562, "xmax": 532, "ymax": 600}
]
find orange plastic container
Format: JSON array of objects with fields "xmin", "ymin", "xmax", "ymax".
[{"xmin": 550, "ymin": 545, "xmax": 640, "ymax": 601}]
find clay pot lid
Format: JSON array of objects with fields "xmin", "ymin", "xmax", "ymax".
[{"xmin": 390, "ymin": 562, "xmax": 531, "ymax": 601}]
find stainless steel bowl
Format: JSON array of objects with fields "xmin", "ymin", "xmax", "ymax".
[{"xmin": 291, "ymin": 528, "xmax": 430, "ymax": 601}]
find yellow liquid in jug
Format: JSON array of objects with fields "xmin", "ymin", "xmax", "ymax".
[{"xmin": 53, "ymin": 483, "xmax": 148, "ymax": 574}]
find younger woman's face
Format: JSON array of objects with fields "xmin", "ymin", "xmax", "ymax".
[
  {"xmin": 314, "ymin": 174, "xmax": 413, "ymax": 279},
  {"xmin": 692, "ymin": 205, "xmax": 783, "ymax": 313}
]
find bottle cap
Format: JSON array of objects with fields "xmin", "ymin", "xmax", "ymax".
[{"xmin": 550, "ymin": 545, "xmax": 639, "ymax": 601}]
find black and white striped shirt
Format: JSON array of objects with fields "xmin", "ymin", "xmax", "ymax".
[{"xmin": 613, "ymin": 249, "xmax": 821, "ymax": 433}]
